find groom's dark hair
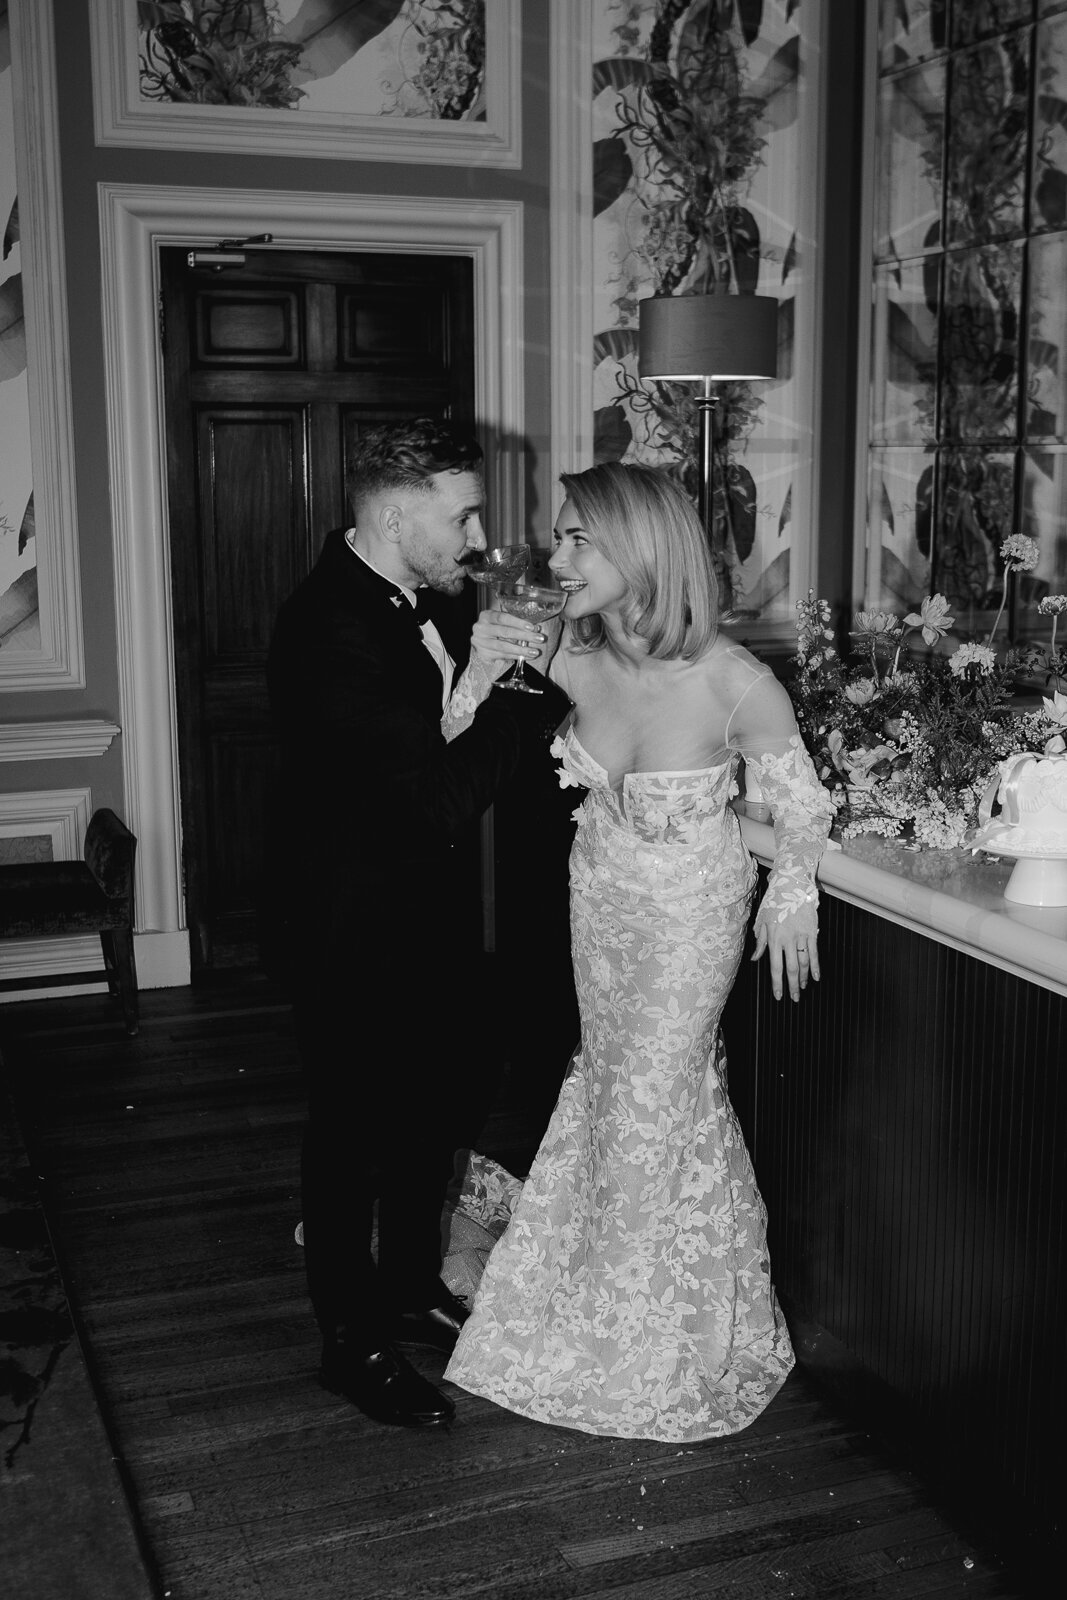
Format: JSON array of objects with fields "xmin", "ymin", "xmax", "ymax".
[{"xmin": 347, "ymin": 416, "xmax": 483, "ymax": 520}]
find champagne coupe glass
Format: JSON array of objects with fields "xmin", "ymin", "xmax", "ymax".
[
  {"xmin": 496, "ymin": 578, "xmax": 567, "ymax": 694},
  {"xmin": 465, "ymin": 544, "xmax": 530, "ymax": 591}
]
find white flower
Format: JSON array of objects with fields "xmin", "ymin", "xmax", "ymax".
[
  {"xmin": 841, "ymin": 744, "xmax": 898, "ymax": 788},
  {"xmin": 883, "ymin": 669, "xmax": 919, "ymax": 694},
  {"xmin": 1044, "ymin": 733, "xmax": 1067, "ymax": 755},
  {"xmin": 852, "ymin": 610, "xmax": 900, "ymax": 637},
  {"xmin": 948, "ymin": 642, "xmax": 997, "ymax": 677},
  {"xmin": 1043, "ymin": 689, "xmax": 1067, "ymax": 726},
  {"xmin": 843, "ymin": 678, "xmax": 877, "ymax": 705},
  {"xmin": 903, "ymin": 593, "xmax": 954, "ymax": 645},
  {"xmin": 999, "ymin": 534, "xmax": 1040, "ymax": 572},
  {"xmin": 1038, "ymin": 594, "xmax": 1067, "ymax": 616}
]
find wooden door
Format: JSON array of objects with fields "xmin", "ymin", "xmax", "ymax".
[{"xmin": 159, "ymin": 247, "xmax": 476, "ymax": 972}]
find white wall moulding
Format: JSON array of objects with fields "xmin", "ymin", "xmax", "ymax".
[
  {"xmin": 0, "ymin": 786, "xmax": 91, "ymax": 861},
  {"xmin": 2, "ymin": 0, "xmax": 84, "ymax": 690},
  {"xmin": 0, "ymin": 782, "xmax": 189, "ymax": 995},
  {"xmin": 89, "ymin": 0, "xmax": 521, "ymax": 169},
  {"xmin": 0, "ymin": 934, "xmax": 105, "ymax": 995},
  {"xmin": 549, "ymin": 0, "xmax": 595, "ymax": 496},
  {"xmin": 0, "ymin": 719, "xmax": 120, "ymax": 762},
  {"xmin": 98, "ymin": 182, "xmax": 524, "ymax": 971},
  {"xmin": 854, "ymin": 0, "xmax": 881, "ymax": 609},
  {"xmin": 0, "ymin": 788, "xmax": 92, "ymax": 992}
]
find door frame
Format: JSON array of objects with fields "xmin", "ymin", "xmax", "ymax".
[{"xmin": 98, "ymin": 183, "xmax": 525, "ymax": 987}]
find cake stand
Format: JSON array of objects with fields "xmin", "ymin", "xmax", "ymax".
[{"xmin": 979, "ymin": 839, "xmax": 1067, "ymax": 906}]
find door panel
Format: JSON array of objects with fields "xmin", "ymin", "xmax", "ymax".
[
  {"xmin": 197, "ymin": 410, "xmax": 307, "ymax": 657},
  {"xmin": 207, "ymin": 731, "xmax": 280, "ymax": 929},
  {"xmin": 161, "ymin": 246, "xmax": 476, "ymax": 970},
  {"xmin": 196, "ymin": 289, "xmax": 303, "ymax": 365}
]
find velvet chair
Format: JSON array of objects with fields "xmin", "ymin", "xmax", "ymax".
[{"xmin": 0, "ymin": 808, "xmax": 139, "ymax": 1035}]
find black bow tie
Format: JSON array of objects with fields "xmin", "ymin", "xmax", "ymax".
[{"xmin": 389, "ymin": 587, "xmax": 433, "ymax": 627}]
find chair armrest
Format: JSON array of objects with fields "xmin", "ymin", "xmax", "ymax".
[{"xmin": 84, "ymin": 809, "xmax": 136, "ymax": 901}]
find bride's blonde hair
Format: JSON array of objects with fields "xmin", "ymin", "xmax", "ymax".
[{"xmin": 560, "ymin": 463, "xmax": 719, "ymax": 661}]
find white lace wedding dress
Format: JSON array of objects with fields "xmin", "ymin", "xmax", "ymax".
[{"xmin": 444, "ymin": 660, "xmax": 833, "ymax": 1442}]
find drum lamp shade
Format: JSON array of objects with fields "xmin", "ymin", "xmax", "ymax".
[{"xmin": 637, "ymin": 293, "xmax": 779, "ymax": 381}]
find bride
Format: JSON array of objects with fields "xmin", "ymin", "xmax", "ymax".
[{"xmin": 446, "ymin": 462, "xmax": 834, "ymax": 1442}]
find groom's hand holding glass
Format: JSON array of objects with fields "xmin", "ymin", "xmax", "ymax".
[{"xmin": 467, "ymin": 547, "xmax": 564, "ymax": 684}]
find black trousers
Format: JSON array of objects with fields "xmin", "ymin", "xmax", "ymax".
[{"xmin": 291, "ymin": 961, "xmax": 485, "ymax": 1354}]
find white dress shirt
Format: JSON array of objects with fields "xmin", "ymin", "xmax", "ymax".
[{"xmin": 346, "ymin": 535, "xmax": 455, "ymax": 709}]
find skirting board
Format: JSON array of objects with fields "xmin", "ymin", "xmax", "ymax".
[{"xmin": 0, "ymin": 929, "xmax": 190, "ymax": 1000}]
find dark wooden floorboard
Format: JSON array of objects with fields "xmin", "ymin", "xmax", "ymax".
[{"xmin": 0, "ymin": 979, "xmax": 1030, "ymax": 1599}]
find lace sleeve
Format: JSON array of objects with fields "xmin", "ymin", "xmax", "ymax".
[
  {"xmin": 441, "ymin": 655, "xmax": 495, "ymax": 744},
  {"xmin": 726, "ymin": 666, "xmax": 835, "ymax": 935}
]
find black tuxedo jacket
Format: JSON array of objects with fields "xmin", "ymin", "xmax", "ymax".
[{"xmin": 265, "ymin": 529, "xmax": 568, "ymax": 986}]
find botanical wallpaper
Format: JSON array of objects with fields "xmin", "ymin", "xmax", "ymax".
[
  {"xmin": 871, "ymin": 0, "xmax": 1067, "ymax": 633},
  {"xmin": 590, "ymin": 0, "xmax": 805, "ymax": 620},
  {"xmin": 0, "ymin": 3, "xmax": 36, "ymax": 654},
  {"xmin": 137, "ymin": 0, "xmax": 487, "ymax": 120}
]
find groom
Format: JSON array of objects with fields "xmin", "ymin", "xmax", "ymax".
[{"xmin": 266, "ymin": 417, "xmax": 568, "ymax": 1428}]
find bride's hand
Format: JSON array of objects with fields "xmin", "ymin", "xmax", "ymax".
[
  {"xmin": 471, "ymin": 606, "xmax": 554, "ymax": 681},
  {"xmin": 751, "ymin": 907, "xmax": 820, "ymax": 1003}
]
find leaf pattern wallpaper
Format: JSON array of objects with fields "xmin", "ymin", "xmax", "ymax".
[
  {"xmin": 136, "ymin": 0, "xmax": 488, "ymax": 121},
  {"xmin": 870, "ymin": 0, "xmax": 1067, "ymax": 631},
  {"xmin": 0, "ymin": 4, "xmax": 37, "ymax": 654},
  {"xmin": 589, "ymin": 0, "xmax": 807, "ymax": 622}
]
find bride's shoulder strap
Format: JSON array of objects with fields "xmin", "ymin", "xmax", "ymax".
[{"xmin": 719, "ymin": 649, "xmax": 795, "ymax": 751}]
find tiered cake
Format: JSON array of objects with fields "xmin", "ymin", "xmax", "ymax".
[{"xmin": 972, "ymin": 751, "xmax": 1067, "ymax": 856}]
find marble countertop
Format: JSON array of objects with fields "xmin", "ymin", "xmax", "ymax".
[{"xmin": 736, "ymin": 805, "xmax": 1067, "ymax": 997}]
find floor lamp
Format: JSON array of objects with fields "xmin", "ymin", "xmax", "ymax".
[{"xmin": 637, "ymin": 293, "xmax": 779, "ymax": 538}]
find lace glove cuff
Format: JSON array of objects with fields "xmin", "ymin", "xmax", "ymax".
[
  {"xmin": 442, "ymin": 656, "xmax": 495, "ymax": 744},
  {"xmin": 745, "ymin": 735, "xmax": 834, "ymax": 932}
]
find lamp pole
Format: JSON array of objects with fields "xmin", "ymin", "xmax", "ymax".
[
  {"xmin": 695, "ymin": 375, "xmax": 717, "ymax": 540},
  {"xmin": 636, "ymin": 291, "xmax": 778, "ymax": 550}
]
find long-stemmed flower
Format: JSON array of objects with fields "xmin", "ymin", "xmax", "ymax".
[
  {"xmin": 1038, "ymin": 594, "xmax": 1067, "ymax": 688},
  {"xmin": 987, "ymin": 534, "xmax": 1040, "ymax": 648},
  {"xmin": 851, "ymin": 610, "xmax": 900, "ymax": 683},
  {"xmin": 795, "ymin": 590, "xmax": 836, "ymax": 668},
  {"xmin": 896, "ymin": 593, "xmax": 954, "ymax": 670}
]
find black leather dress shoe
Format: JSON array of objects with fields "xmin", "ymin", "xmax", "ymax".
[
  {"xmin": 393, "ymin": 1287, "xmax": 470, "ymax": 1353},
  {"xmin": 319, "ymin": 1342, "xmax": 454, "ymax": 1427}
]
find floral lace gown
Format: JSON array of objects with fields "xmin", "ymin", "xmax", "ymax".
[{"xmin": 443, "ymin": 651, "xmax": 832, "ymax": 1442}]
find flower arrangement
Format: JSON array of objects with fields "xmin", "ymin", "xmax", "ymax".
[{"xmin": 789, "ymin": 537, "xmax": 1067, "ymax": 850}]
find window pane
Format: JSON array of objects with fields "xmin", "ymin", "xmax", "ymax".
[
  {"xmin": 876, "ymin": 59, "xmax": 946, "ymax": 259},
  {"xmin": 935, "ymin": 446, "xmax": 1017, "ymax": 608},
  {"xmin": 1027, "ymin": 231, "xmax": 1067, "ymax": 439},
  {"xmin": 951, "ymin": 0, "xmax": 1033, "ymax": 50},
  {"xmin": 945, "ymin": 34, "xmax": 1031, "ymax": 247},
  {"xmin": 1033, "ymin": 12, "xmax": 1067, "ymax": 232},
  {"xmin": 941, "ymin": 243, "xmax": 1023, "ymax": 439},
  {"xmin": 732, "ymin": 446, "xmax": 795, "ymax": 624},
  {"xmin": 1021, "ymin": 447, "xmax": 1067, "ymax": 592},
  {"xmin": 869, "ymin": 447, "xmax": 936, "ymax": 610},
  {"xmin": 879, "ymin": 0, "xmax": 949, "ymax": 70},
  {"xmin": 871, "ymin": 257, "xmax": 940, "ymax": 443}
]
